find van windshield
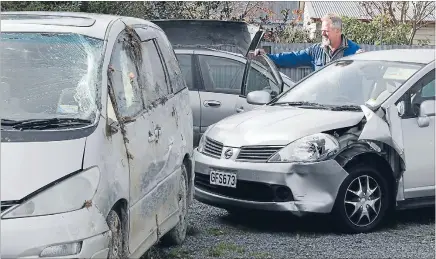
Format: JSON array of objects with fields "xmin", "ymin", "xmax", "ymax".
[
  {"xmin": 272, "ymin": 60, "xmax": 423, "ymax": 108},
  {"xmin": 1, "ymin": 33, "xmax": 104, "ymax": 122}
]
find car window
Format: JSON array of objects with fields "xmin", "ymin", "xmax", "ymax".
[
  {"xmin": 198, "ymin": 55, "xmax": 244, "ymax": 94},
  {"xmin": 245, "ymin": 62, "xmax": 281, "ymax": 96},
  {"xmin": 176, "ymin": 54, "xmax": 194, "ymax": 90},
  {"xmin": 1, "ymin": 32, "xmax": 103, "ymax": 121},
  {"xmin": 274, "ymin": 60, "xmax": 423, "ymax": 107},
  {"xmin": 155, "ymin": 32, "xmax": 187, "ymax": 93},
  {"xmin": 404, "ymin": 69, "xmax": 435, "ymax": 117},
  {"xmin": 139, "ymin": 40, "xmax": 170, "ymax": 106},
  {"xmin": 108, "ymin": 31, "xmax": 144, "ymax": 118}
]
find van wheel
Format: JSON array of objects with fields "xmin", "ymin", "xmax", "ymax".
[
  {"xmin": 333, "ymin": 164, "xmax": 390, "ymax": 233},
  {"xmin": 161, "ymin": 164, "xmax": 189, "ymax": 246},
  {"xmin": 107, "ymin": 210, "xmax": 123, "ymax": 259}
]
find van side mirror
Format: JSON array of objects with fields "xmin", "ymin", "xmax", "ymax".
[
  {"xmin": 246, "ymin": 90, "xmax": 271, "ymax": 105},
  {"xmin": 417, "ymin": 100, "xmax": 435, "ymax": 128}
]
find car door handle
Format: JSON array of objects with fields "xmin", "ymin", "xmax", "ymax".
[
  {"xmin": 236, "ymin": 107, "xmax": 244, "ymax": 113},
  {"xmin": 204, "ymin": 100, "xmax": 221, "ymax": 107}
]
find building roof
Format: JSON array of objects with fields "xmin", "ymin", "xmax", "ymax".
[{"xmin": 305, "ymin": 1, "xmax": 435, "ymax": 22}]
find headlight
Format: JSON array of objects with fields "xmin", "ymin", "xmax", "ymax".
[
  {"xmin": 268, "ymin": 133, "xmax": 339, "ymax": 163},
  {"xmin": 2, "ymin": 167, "xmax": 100, "ymax": 219}
]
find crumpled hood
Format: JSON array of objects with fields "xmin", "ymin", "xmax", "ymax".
[
  {"xmin": 1, "ymin": 138, "xmax": 86, "ymax": 201},
  {"xmin": 207, "ymin": 106, "xmax": 365, "ymax": 147}
]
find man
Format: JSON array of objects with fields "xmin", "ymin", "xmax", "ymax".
[{"xmin": 252, "ymin": 13, "xmax": 363, "ymax": 71}]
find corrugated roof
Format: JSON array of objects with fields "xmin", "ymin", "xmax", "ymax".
[{"xmin": 306, "ymin": 1, "xmax": 435, "ymax": 22}]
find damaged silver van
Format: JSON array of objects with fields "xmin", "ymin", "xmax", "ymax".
[
  {"xmin": 1, "ymin": 12, "xmax": 194, "ymax": 258},
  {"xmin": 193, "ymin": 48, "xmax": 435, "ymax": 233}
]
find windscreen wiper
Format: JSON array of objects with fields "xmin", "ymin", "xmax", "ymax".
[
  {"xmin": 329, "ymin": 105, "xmax": 362, "ymax": 111},
  {"xmin": 270, "ymin": 101, "xmax": 330, "ymax": 109},
  {"xmin": 1, "ymin": 118, "xmax": 92, "ymax": 130}
]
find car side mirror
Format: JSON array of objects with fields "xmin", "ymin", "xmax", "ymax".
[
  {"xmin": 246, "ymin": 90, "xmax": 272, "ymax": 105},
  {"xmin": 417, "ymin": 100, "xmax": 435, "ymax": 128}
]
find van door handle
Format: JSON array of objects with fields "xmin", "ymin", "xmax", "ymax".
[
  {"xmin": 236, "ymin": 106, "xmax": 244, "ymax": 113},
  {"xmin": 204, "ymin": 100, "xmax": 221, "ymax": 107}
]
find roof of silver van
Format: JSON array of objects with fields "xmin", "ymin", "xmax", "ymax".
[
  {"xmin": 0, "ymin": 11, "xmax": 157, "ymax": 39},
  {"xmin": 342, "ymin": 48, "xmax": 435, "ymax": 64}
]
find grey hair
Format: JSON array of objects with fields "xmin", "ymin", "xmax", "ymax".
[{"xmin": 321, "ymin": 13, "xmax": 342, "ymax": 31}]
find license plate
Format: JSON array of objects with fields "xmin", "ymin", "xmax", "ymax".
[{"xmin": 210, "ymin": 170, "xmax": 237, "ymax": 188}]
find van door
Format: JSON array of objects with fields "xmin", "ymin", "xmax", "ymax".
[
  {"xmin": 235, "ymin": 54, "xmax": 284, "ymax": 113},
  {"xmin": 107, "ymin": 28, "xmax": 159, "ymax": 254}
]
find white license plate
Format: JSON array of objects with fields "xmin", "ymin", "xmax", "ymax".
[{"xmin": 209, "ymin": 170, "xmax": 237, "ymax": 188}]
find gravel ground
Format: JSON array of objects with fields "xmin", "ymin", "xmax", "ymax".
[{"xmin": 145, "ymin": 200, "xmax": 435, "ymax": 259}]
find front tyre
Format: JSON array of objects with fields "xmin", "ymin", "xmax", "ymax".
[{"xmin": 333, "ymin": 163, "xmax": 391, "ymax": 233}]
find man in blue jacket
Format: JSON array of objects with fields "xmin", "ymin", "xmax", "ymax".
[{"xmin": 252, "ymin": 13, "xmax": 363, "ymax": 71}]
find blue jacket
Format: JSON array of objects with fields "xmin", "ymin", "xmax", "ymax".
[{"xmin": 267, "ymin": 36, "xmax": 361, "ymax": 71}]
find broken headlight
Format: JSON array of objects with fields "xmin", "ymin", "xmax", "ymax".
[
  {"xmin": 268, "ymin": 133, "xmax": 339, "ymax": 163},
  {"xmin": 2, "ymin": 167, "xmax": 100, "ymax": 219}
]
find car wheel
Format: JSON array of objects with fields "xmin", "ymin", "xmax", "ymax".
[
  {"xmin": 107, "ymin": 210, "xmax": 124, "ymax": 259},
  {"xmin": 333, "ymin": 163, "xmax": 391, "ymax": 233},
  {"xmin": 161, "ymin": 164, "xmax": 189, "ymax": 246}
]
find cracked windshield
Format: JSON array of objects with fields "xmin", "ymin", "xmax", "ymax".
[
  {"xmin": 1, "ymin": 1, "xmax": 435, "ymax": 259},
  {"xmin": 1, "ymin": 33, "xmax": 103, "ymax": 124}
]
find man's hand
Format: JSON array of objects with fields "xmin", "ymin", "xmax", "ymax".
[{"xmin": 247, "ymin": 48, "xmax": 266, "ymax": 59}]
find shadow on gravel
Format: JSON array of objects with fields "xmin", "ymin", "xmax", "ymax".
[{"xmin": 218, "ymin": 206, "xmax": 435, "ymax": 234}]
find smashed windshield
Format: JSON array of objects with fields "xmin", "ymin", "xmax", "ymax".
[
  {"xmin": 273, "ymin": 60, "xmax": 423, "ymax": 108},
  {"xmin": 1, "ymin": 32, "xmax": 103, "ymax": 123}
]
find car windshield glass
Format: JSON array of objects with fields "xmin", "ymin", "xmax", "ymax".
[
  {"xmin": 1, "ymin": 32, "xmax": 104, "ymax": 122},
  {"xmin": 272, "ymin": 60, "xmax": 423, "ymax": 107}
]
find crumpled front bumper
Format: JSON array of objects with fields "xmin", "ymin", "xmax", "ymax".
[
  {"xmin": 1, "ymin": 206, "xmax": 110, "ymax": 258},
  {"xmin": 193, "ymin": 148, "xmax": 349, "ymax": 216}
]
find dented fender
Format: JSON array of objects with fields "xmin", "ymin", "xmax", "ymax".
[{"xmin": 358, "ymin": 105, "xmax": 405, "ymax": 165}]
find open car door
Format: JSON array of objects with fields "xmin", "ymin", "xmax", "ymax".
[{"xmin": 234, "ymin": 51, "xmax": 285, "ymax": 114}]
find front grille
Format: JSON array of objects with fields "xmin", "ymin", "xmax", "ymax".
[
  {"xmin": 236, "ymin": 146, "xmax": 284, "ymax": 162},
  {"xmin": 195, "ymin": 173, "xmax": 293, "ymax": 202},
  {"xmin": 1, "ymin": 201, "xmax": 18, "ymax": 213},
  {"xmin": 203, "ymin": 137, "xmax": 223, "ymax": 158}
]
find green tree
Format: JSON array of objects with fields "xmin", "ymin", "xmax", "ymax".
[{"xmin": 342, "ymin": 15, "xmax": 412, "ymax": 45}]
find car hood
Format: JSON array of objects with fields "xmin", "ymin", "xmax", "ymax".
[
  {"xmin": 1, "ymin": 138, "xmax": 86, "ymax": 201},
  {"xmin": 152, "ymin": 19, "xmax": 262, "ymax": 56},
  {"xmin": 207, "ymin": 106, "xmax": 365, "ymax": 147}
]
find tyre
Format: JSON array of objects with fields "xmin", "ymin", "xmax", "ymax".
[
  {"xmin": 107, "ymin": 210, "xmax": 124, "ymax": 259},
  {"xmin": 333, "ymin": 163, "xmax": 391, "ymax": 233},
  {"xmin": 160, "ymin": 164, "xmax": 189, "ymax": 246}
]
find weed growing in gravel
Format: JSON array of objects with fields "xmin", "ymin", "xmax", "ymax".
[
  {"xmin": 207, "ymin": 227, "xmax": 228, "ymax": 236},
  {"xmin": 248, "ymin": 251, "xmax": 273, "ymax": 259},
  {"xmin": 208, "ymin": 242, "xmax": 245, "ymax": 257}
]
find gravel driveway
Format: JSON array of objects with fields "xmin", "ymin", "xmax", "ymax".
[{"xmin": 145, "ymin": 200, "xmax": 435, "ymax": 259}]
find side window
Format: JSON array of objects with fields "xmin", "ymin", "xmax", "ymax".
[
  {"xmin": 245, "ymin": 64, "xmax": 281, "ymax": 96},
  {"xmin": 198, "ymin": 55, "xmax": 244, "ymax": 94},
  {"xmin": 155, "ymin": 32, "xmax": 187, "ymax": 93},
  {"xmin": 176, "ymin": 54, "xmax": 194, "ymax": 90},
  {"xmin": 139, "ymin": 40, "xmax": 169, "ymax": 106},
  {"xmin": 402, "ymin": 69, "xmax": 435, "ymax": 117},
  {"xmin": 108, "ymin": 31, "xmax": 144, "ymax": 118}
]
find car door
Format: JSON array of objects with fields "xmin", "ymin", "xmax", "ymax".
[
  {"xmin": 235, "ymin": 54, "xmax": 285, "ymax": 114},
  {"xmin": 175, "ymin": 52, "xmax": 202, "ymax": 145},
  {"xmin": 107, "ymin": 28, "xmax": 158, "ymax": 254},
  {"xmin": 195, "ymin": 52, "xmax": 246, "ymax": 132},
  {"xmin": 397, "ymin": 68, "xmax": 435, "ymax": 199},
  {"xmin": 135, "ymin": 27, "xmax": 183, "ymax": 237}
]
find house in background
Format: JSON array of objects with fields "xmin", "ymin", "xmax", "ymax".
[{"xmin": 301, "ymin": 1, "xmax": 435, "ymax": 45}]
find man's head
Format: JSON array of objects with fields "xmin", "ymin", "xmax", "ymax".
[{"xmin": 321, "ymin": 13, "xmax": 343, "ymax": 47}]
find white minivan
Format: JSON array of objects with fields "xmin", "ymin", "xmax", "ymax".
[{"xmin": 1, "ymin": 12, "xmax": 194, "ymax": 258}]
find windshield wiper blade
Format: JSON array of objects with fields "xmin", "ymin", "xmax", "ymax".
[
  {"xmin": 329, "ymin": 105, "xmax": 362, "ymax": 111},
  {"xmin": 271, "ymin": 101, "xmax": 329, "ymax": 109},
  {"xmin": 3, "ymin": 118, "xmax": 92, "ymax": 130}
]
